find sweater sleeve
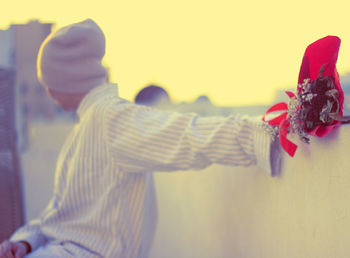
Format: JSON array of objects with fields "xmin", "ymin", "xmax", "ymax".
[
  {"xmin": 9, "ymin": 196, "xmax": 58, "ymax": 252},
  {"xmin": 103, "ymin": 101, "xmax": 279, "ymax": 175},
  {"xmin": 9, "ymin": 218, "xmax": 47, "ymax": 252}
]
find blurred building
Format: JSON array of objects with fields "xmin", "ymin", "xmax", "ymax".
[
  {"xmin": 11, "ymin": 20, "xmax": 58, "ymax": 121},
  {"xmin": 340, "ymin": 73, "xmax": 350, "ymax": 113},
  {"xmin": 0, "ymin": 20, "xmax": 61, "ymax": 150},
  {"xmin": 0, "ymin": 19, "xmax": 64, "ymax": 240}
]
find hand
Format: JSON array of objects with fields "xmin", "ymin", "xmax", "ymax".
[
  {"xmin": 270, "ymin": 137, "xmax": 282, "ymax": 177},
  {"xmin": 0, "ymin": 240, "xmax": 29, "ymax": 258}
]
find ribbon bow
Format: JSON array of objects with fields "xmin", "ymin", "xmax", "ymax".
[{"xmin": 262, "ymin": 91, "xmax": 298, "ymax": 157}]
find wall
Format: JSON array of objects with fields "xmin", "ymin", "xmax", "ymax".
[
  {"xmin": 20, "ymin": 120, "xmax": 350, "ymax": 258},
  {"xmin": 150, "ymin": 125, "xmax": 350, "ymax": 258}
]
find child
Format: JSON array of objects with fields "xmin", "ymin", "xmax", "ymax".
[{"xmin": 0, "ymin": 19, "xmax": 280, "ymax": 258}]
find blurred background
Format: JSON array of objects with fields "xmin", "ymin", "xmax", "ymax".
[{"xmin": 1, "ymin": 0, "xmax": 350, "ymax": 257}]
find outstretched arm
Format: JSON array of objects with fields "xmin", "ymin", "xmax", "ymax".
[{"xmin": 104, "ymin": 101, "xmax": 279, "ymax": 175}]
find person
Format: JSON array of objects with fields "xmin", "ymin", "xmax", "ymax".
[
  {"xmin": 134, "ymin": 84, "xmax": 171, "ymax": 107},
  {"xmin": 0, "ymin": 19, "xmax": 281, "ymax": 258}
]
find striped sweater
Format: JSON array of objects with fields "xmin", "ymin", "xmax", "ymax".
[{"xmin": 11, "ymin": 83, "xmax": 273, "ymax": 257}]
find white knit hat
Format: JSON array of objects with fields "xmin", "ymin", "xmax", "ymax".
[{"xmin": 37, "ymin": 19, "xmax": 107, "ymax": 94}]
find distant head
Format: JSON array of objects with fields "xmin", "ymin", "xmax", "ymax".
[
  {"xmin": 134, "ymin": 85, "xmax": 171, "ymax": 107},
  {"xmin": 195, "ymin": 95, "xmax": 212, "ymax": 105},
  {"xmin": 37, "ymin": 19, "xmax": 107, "ymax": 111}
]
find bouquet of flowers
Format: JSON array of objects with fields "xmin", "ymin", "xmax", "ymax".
[{"xmin": 263, "ymin": 36, "xmax": 350, "ymax": 157}]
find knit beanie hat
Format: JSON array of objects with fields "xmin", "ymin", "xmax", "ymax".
[{"xmin": 37, "ymin": 19, "xmax": 107, "ymax": 94}]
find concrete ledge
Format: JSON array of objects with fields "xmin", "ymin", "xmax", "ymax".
[{"xmin": 151, "ymin": 125, "xmax": 350, "ymax": 258}]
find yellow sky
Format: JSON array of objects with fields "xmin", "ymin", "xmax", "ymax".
[{"xmin": 2, "ymin": 0, "xmax": 350, "ymax": 106}]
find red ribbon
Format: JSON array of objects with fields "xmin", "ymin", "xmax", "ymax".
[
  {"xmin": 262, "ymin": 92, "xmax": 298, "ymax": 157},
  {"xmin": 263, "ymin": 36, "xmax": 343, "ymax": 157}
]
